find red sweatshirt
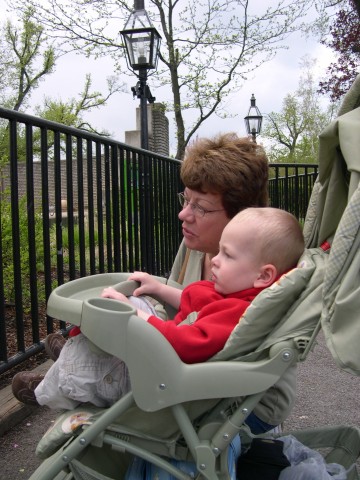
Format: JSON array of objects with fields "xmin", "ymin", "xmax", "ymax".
[{"xmin": 147, "ymin": 280, "xmax": 265, "ymax": 364}]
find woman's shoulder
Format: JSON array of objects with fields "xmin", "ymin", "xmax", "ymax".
[{"xmin": 169, "ymin": 242, "xmax": 205, "ymax": 284}]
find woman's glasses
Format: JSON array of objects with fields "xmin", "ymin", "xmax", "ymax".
[{"xmin": 178, "ymin": 192, "xmax": 224, "ymax": 218}]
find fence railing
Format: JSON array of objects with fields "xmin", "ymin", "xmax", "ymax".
[
  {"xmin": 0, "ymin": 107, "xmax": 183, "ymax": 373},
  {"xmin": 0, "ymin": 106, "xmax": 318, "ymax": 373},
  {"xmin": 268, "ymin": 163, "xmax": 318, "ymax": 220}
]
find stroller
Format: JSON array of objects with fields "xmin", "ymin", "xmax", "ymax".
[{"xmin": 28, "ymin": 76, "xmax": 360, "ymax": 480}]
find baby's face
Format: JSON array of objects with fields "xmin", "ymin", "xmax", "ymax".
[{"xmin": 210, "ymin": 219, "xmax": 262, "ymax": 295}]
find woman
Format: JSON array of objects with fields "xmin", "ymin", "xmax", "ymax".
[{"xmin": 167, "ymin": 134, "xmax": 294, "ymax": 434}]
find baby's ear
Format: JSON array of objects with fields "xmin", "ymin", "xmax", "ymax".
[{"xmin": 253, "ymin": 265, "xmax": 277, "ymax": 288}]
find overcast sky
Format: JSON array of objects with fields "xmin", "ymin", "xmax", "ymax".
[{"xmin": 0, "ymin": 0, "xmax": 335, "ymax": 155}]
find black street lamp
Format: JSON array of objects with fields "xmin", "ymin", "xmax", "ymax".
[
  {"xmin": 121, "ymin": 0, "xmax": 161, "ymax": 150},
  {"xmin": 244, "ymin": 94, "xmax": 263, "ymax": 143}
]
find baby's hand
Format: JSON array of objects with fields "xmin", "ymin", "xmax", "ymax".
[
  {"xmin": 101, "ymin": 287, "xmax": 130, "ymax": 303},
  {"xmin": 128, "ymin": 271, "xmax": 161, "ymax": 297}
]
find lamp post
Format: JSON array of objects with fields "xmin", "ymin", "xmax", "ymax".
[
  {"xmin": 244, "ymin": 94, "xmax": 263, "ymax": 143},
  {"xmin": 121, "ymin": 0, "xmax": 161, "ymax": 150},
  {"xmin": 120, "ymin": 1, "xmax": 161, "ymax": 272}
]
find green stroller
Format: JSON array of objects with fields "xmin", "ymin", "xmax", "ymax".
[{"xmin": 28, "ymin": 76, "xmax": 360, "ymax": 480}]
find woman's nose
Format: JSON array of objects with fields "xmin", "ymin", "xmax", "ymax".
[{"xmin": 178, "ymin": 203, "xmax": 194, "ymax": 221}]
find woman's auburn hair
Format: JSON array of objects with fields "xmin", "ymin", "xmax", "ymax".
[{"xmin": 180, "ymin": 133, "xmax": 269, "ymax": 218}]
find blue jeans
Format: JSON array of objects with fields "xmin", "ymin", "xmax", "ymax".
[{"xmin": 245, "ymin": 412, "xmax": 276, "ymax": 434}]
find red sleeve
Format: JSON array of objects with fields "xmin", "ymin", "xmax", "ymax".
[
  {"xmin": 147, "ymin": 295, "xmax": 250, "ymax": 363},
  {"xmin": 173, "ymin": 280, "xmax": 225, "ymax": 324}
]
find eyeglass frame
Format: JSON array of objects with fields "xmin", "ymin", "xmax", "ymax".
[{"xmin": 177, "ymin": 192, "xmax": 225, "ymax": 218}]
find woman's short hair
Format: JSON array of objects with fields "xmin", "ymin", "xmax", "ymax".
[{"xmin": 180, "ymin": 133, "xmax": 269, "ymax": 218}]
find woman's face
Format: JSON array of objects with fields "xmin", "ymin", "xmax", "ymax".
[{"xmin": 178, "ymin": 188, "xmax": 230, "ymax": 255}]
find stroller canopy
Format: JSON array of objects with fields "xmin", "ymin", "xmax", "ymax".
[{"xmin": 303, "ymin": 74, "xmax": 360, "ymax": 376}]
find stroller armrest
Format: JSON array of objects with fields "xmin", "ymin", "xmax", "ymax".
[
  {"xmin": 125, "ymin": 314, "xmax": 297, "ymax": 412},
  {"xmin": 76, "ymin": 295, "xmax": 296, "ymax": 412},
  {"xmin": 46, "ymin": 272, "xmax": 179, "ymax": 325},
  {"xmin": 47, "ymin": 273, "xmax": 134, "ymax": 325}
]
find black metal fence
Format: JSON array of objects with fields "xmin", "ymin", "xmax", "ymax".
[
  {"xmin": 269, "ymin": 163, "xmax": 318, "ymax": 220},
  {"xmin": 0, "ymin": 107, "xmax": 183, "ymax": 373},
  {"xmin": 0, "ymin": 106, "xmax": 318, "ymax": 373}
]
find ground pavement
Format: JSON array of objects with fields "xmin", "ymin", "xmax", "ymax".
[{"xmin": 0, "ymin": 331, "xmax": 359, "ymax": 479}]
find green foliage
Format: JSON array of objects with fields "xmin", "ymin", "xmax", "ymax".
[
  {"xmin": 262, "ymin": 57, "xmax": 335, "ymax": 164},
  {"xmin": 0, "ymin": 188, "xmax": 46, "ymax": 311},
  {"xmin": 0, "ymin": 187, "xmax": 107, "ymax": 311},
  {"xmin": 54, "ymin": 221, "xmax": 105, "ymax": 272},
  {"xmin": 0, "ymin": 130, "xmax": 10, "ymax": 165},
  {"xmin": 0, "ymin": 123, "xmax": 28, "ymax": 163},
  {"xmin": 0, "ymin": 7, "xmax": 55, "ymax": 111},
  {"xmin": 38, "ymin": 101, "xmax": 79, "ymax": 126},
  {"xmin": 34, "ymin": 74, "xmax": 117, "ymax": 135},
  {"xmin": 61, "ymin": 223, "xmax": 100, "ymax": 251},
  {"xmin": 0, "ymin": 10, "xmax": 124, "ymax": 163}
]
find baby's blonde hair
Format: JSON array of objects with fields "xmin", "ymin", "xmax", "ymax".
[{"xmin": 234, "ymin": 207, "xmax": 305, "ymax": 274}]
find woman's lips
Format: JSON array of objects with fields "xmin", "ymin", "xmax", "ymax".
[{"xmin": 182, "ymin": 226, "xmax": 196, "ymax": 238}]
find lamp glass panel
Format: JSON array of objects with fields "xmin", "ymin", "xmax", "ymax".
[
  {"xmin": 127, "ymin": 34, "xmax": 151, "ymax": 66},
  {"xmin": 249, "ymin": 117, "xmax": 259, "ymax": 132},
  {"xmin": 150, "ymin": 34, "xmax": 161, "ymax": 66}
]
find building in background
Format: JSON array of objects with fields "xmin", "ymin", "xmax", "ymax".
[{"xmin": 125, "ymin": 103, "xmax": 169, "ymax": 156}]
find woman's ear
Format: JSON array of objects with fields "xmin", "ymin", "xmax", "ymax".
[{"xmin": 253, "ymin": 264, "xmax": 277, "ymax": 288}]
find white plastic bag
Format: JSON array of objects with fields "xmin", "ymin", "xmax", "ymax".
[{"xmin": 278, "ymin": 435, "xmax": 347, "ymax": 480}]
